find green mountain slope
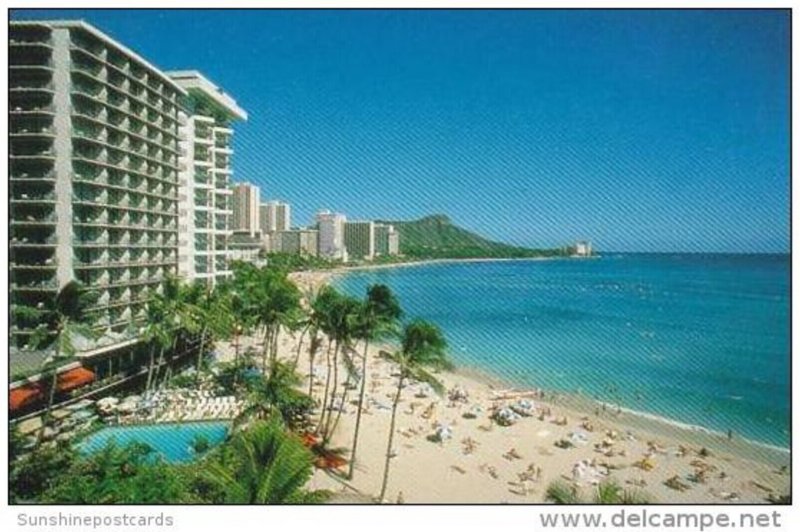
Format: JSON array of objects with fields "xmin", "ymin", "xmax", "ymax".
[{"xmin": 379, "ymin": 215, "xmax": 567, "ymax": 259}]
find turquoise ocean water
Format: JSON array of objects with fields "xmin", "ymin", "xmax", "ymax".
[{"xmin": 334, "ymin": 254, "xmax": 790, "ymax": 448}]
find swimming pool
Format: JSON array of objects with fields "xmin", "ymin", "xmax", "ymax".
[{"xmin": 77, "ymin": 421, "xmax": 230, "ymax": 463}]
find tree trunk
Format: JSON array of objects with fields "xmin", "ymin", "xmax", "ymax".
[
  {"xmin": 158, "ymin": 336, "xmax": 178, "ymax": 389},
  {"xmin": 153, "ymin": 346, "xmax": 166, "ymax": 390},
  {"xmin": 322, "ymin": 340, "xmax": 341, "ymax": 443},
  {"xmin": 379, "ymin": 373, "xmax": 405, "ymax": 502},
  {"xmin": 293, "ymin": 324, "xmax": 310, "ymax": 368},
  {"xmin": 145, "ymin": 344, "xmax": 156, "ymax": 393},
  {"xmin": 307, "ymin": 330, "xmax": 318, "ymax": 399},
  {"xmin": 36, "ymin": 370, "xmax": 59, "ymax": 445},
  {"xmin": 233, "ymin": 328, "xmax": 241, "ymax": 388},
  {"xmin": 329, "ymin": 350, "xmax": 354, "ymax": 441},
  {"xmin": 270, "ymin": 325, "xmax": 280, "ymax": 370},
  {"xmin": 347, "ymin": 339, "xmax": 370, "ymax": 479},
  {"xmin": 195, "ymin": 327, "xmax": 208, "ymax": 385},
  {"xmin": 316, "ymin": 340, "xmax": 334, "ymax": 436},
  {"xmin": 261, "ymin": 326, "xmax": 271, "ymax": 377}
]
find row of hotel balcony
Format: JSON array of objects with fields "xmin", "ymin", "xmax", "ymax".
[
  {"xmin": 72, "ymin": 235, "xmax": 178, "ymax": 248},
  {"xmin": 73, "ymin": 130, "xmax": 179, "ymax": 167},
  {"xmin": 70, "ymin": 71, "xmax": 178, "ymax": 131},
  {"xmin": 71, "ymin": 105, "xmax": 180, "ymax": 156},
  {"xmin": 194, "ymin": 147, "xmax": 232, "ymax": 167},
  {"xmin": 194, "ymin": 213, "xmax": 231, "ymax": 230},
  {"xmin": 194, "ymin": 191, "xmax": 231, "ymax": 208},
  {"xmin": 74, "ymin": 258, "xmax": 177, "ymax": 270},
  {"xmin": 73, "ymin": 147, "xmax": 178, "ymax": 182},
  {"xmin": 77, "ymin": 258, "xmax": 169, "ymax": 275},
  {"xmin": 193, "ymin": 171, "xmax": 233, "ymax": 191},
  {"xmin": 74, "ymin": 209, "xmax": 177, "ymax": 231},
  {"xmin": 73, "ymin": 171, "xmax": 177, "ymax": 200},
  {"xmin": 73, "ymin": 120, "xmax": 176, "ymax": 163},
  {"xmin": 9, "ymin": 28, "xmax": 181, "ymax": 107},
  {"xmin": 67, "ymin": 30, "xmax": 180, "ymax": 102},
  {"xmin": 73, "ymin": 189, "xmax": 177, "ymax": 214}
]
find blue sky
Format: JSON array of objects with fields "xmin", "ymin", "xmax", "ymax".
[{"xmin": 12, "ymin": 9, "xmax": 789, "ymax": 252}]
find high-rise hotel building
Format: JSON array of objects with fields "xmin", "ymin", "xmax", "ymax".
[
  {"xmin": 259, "ymin": 200, "xmax": 291, "ymax": 234},
  {"xmin": 169, "ymin": 71, "xmax": 247, "ymax": 287},
  {"xmin": 232, "ymin": 182, "xmax": 260, "ymax": 237},
  {"xmin": 316, "ymin": 210, "xmax": 347, "ymax": 261},
  {"xmin": 10, "ymin": 21, "xmax": 184, "ymax": 362}
]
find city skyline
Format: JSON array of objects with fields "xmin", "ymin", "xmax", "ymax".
[{"xmin": 10, "ymin": 9, "xmax": 790, "ymax": 253}]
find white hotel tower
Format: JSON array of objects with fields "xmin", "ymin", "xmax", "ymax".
[
  {"xmin": 10, "ymin": 20, "xmax": 184, "ymax": 364},
  {"xmin": 9, "ymin": 20, "xmax": 246, "ymax": 376},
  {"xmin": 169, "ymin": 71, "xmax": 247, "ymax": 287}
]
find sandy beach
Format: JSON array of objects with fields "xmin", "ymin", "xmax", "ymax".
[{"xmin": 217, "ymin": 267, "xmax": 790, "ymax": 504}]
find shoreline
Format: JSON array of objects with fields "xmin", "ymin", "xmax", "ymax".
[
  {"xmin": 454, "ymin": 363, "xmax": 789, "ymax": 462},
  {"xmin": 326, "ymin": 254, "xmax": 577, "ymax": 279},
  {"xmin": 292, "ymin": 264, "xmax": 790, "ymax": 465},
  {"xmin": 218, "ymin": 272, "xmax": 791, "ymax": 502}
]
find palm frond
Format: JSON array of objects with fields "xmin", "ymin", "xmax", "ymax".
[{"xmin": 545, "ymin": 481, "xmax": 581, "ymax": 504}]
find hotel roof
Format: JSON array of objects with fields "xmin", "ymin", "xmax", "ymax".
[{"xmin": 166, "ymin": 70, "xmax": 248, "ymax": 121}]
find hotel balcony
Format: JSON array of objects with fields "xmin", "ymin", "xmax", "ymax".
[
  {"xmin": 12, "ymin": 155, "xmax": 56, "ymax": 181},
  {"xmin": 11, "ymin": 178, "xmax": 56, "ymax": 202},
  {"xmin": 70, "ymin": 30, "xmax": 107, "ymax": 60},
  {"xmin": 10, "ymin": 44, "xmax": 53, "ymax": 68},
  {"xmin": 71, "ymin": 55, "xmax": 106, "ymax": 80},
  {"xmin": 10, "ymin": 25, "xmax": 53, "ymax": 46},
  {"xmin": 11, "ymin": 203, "xmax": 57, "ymax": 226},
  {"xmin": 9, "ymin": 246, "xmax": 56, "ymax": 268},
  {"xmin": 11, "ymin": 190, "xmax": 55, "ymax": 203},
  {"xmin": 10, "ymin": 224, "xmax": 57, "ymax": 247},
  {"xmin": 10, "ymin": 67, "xmax": 55, "ymax": 94},
  {"xmin": 11, "ymin": 275, "xmax": 59, "ymax": 292}
]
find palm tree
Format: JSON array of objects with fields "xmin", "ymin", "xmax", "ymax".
[
  {"xmin": 238, "ymin": 361, "xmax": 315, "ymax": 430},
  {"xmin": 142, "ymin": 302, "xmax": 172, "ymax": 394},
  {"xmin": 218, "ymin": 282, "xmax": 257, "ymax": 386},
  {"xmin": 311, "ymin": 286, "xmax": 339, "ymax": 436},
  {"xmin": 149, "ymin": 276, "xmax": 200, "ymax": 388},
  {"xmin": 185, "ymin": 282, "xmax": 232, "ymax": 384},
  {"xmin": 545, "ymin": 480, "xmax": 651, "ymax": 504},
  {"xmin": 247, "ymin": 269, "xmax": 301, "ymax": 376},
  {"xmin": 378, "ymin": 319, "xmax": 451, "ymax": 502},
  {"xmin": 320, "ymin": 293, "xmax": 361, "ymax": 443},
  {"xmin": 544, "ymin": 481, "xmax": 581, "ymax": 504},
  {"xmin": 347, "ymin": 284, "xmax": 402, "ymax": 479},
  {"xmin": 28, "ymin": 281, "xmax": 98, "ymax": 444},
  {"xmin": 203, "ymin": 419, "xmax": 329, "ymax": 504}
]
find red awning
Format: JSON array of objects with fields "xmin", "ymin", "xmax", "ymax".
[
  {"xmin": 10, "ymin": 384, "xmax": 44, "ymax": 412},
  {"xmin": 57, "ymin": 367, "xmax": 95, "ymax": 393}
]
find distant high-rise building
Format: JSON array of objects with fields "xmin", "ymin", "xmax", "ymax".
[
  {"xmin": 388, "ymin": 230, "xmax": 400, "ymax": 256},
  {"xmin": 574, "ymin": 241, "xmax": 593, "ymax": 257},
  {"xmin": 344, "ymin": 221, "xmax": 376, "ymax": 261},
  {"xmin": 273, "ymin": 228, "xmax": 318, "ymax": 257},
  {"xmin": 232, "ymin": 182, "xmax": 260, "ymax": 237},
  {"xmin": 374, "ymin": 223, "xmax": 400, "ymax": 257},
  {"xmin": 259, "ymin": 200, "xmax": 291, "ymax": 233},
  {"xmin": 316, "ymin": 210, "xmax": 347, "ymax": 260},
  {"xmin": 170, "ymin": 70, "xmax": 247, "ymax": 288},
  {"xmin": 10, "ymin": 20, "xmax": 184, "ymax": 367}
]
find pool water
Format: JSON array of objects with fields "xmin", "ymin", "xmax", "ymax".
[{"xmin": 77, "ymin": 421, "xmax": 230, "ymax": 463}]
